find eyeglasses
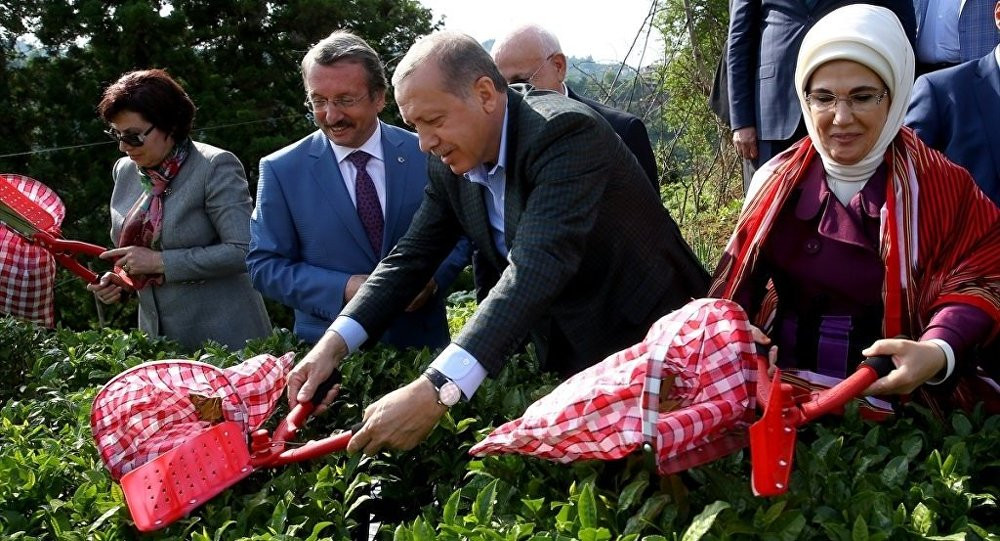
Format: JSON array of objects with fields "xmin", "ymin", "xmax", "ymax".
[
  {"xmin": 804, "ymin": 89, "xmax": 889, "ymax": 113},
  {"xmin": 304, "ymin": 94, "xmax": 370, "ymax": 112},
  {"xmin": 509, "ymin": 53, "xmax": 556, "ymax": 85},
  {"xmin": 104, "ymin": 125, "xmax": 156, "ymax": 147}
]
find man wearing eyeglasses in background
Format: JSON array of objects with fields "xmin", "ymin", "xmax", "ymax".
[
  {"xmin": 247, "ymin": 30, "xmax": 470, "ymax": 348},
  {"xmin": 492, "ymin": 24, "xmax": 659, "ymax": 189}
]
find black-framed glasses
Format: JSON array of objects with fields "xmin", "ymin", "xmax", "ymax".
[
  {"xmin": 304, "ymin": 94, "xmax": 370, "ymax": 112},
  {"xmin": 804, "ymin": 89, "xmax": 889, "ymax": 113},
  {"xmin": 105, "ymin": 125, "xmax": 156, "ymax": 147}
]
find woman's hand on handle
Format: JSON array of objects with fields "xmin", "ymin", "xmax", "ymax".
[
  {"xmin": 100, "ymin": 246, "xmax": 164, "ymax": 275},
  {"xmin": 86, "ymin": 272, "xmax": 123, "ymax": 304},
  {"xmin": 861, "ymin": 338, "xmax": 946, "ymax": 396},
  {"xmin": 750, "ymin": 324, "xmax": 779, "ymax": 377}
]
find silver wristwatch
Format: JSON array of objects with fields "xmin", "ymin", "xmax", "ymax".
[{"xmin": 422, "ymin": 367, "xmax": 463, "ymax": 407}]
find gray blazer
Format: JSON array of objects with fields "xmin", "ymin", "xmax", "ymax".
[{"xmin": 109, "ymin": 141, "xmax": 271, "ymax": 351}]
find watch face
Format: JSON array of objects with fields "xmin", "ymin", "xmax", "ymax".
[{"xmin": 439, "ymin": 381, "xmax": 462, "ymax": 406}]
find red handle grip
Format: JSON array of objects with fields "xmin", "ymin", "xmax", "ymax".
[
  {"xmin": 800, "ymin": 356, "xmax": 894, "ymax": 422},
  {"xmin": 272, "ymin": 429, "xmax": 355, "ymax": 465}
]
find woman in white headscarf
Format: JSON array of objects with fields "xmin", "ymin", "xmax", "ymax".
[{"xmin": 710, "ymin": 3, "xmax": 1000, "ymax": 410}]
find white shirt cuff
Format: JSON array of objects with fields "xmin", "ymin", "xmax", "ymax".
[
  {"xmin": 924, "ymin": 338, "xmax": 955, "ymax": 386},
  {"xmin": 430, "ymin": 343, "xmax": 488, "ymax": 400},
  {"xmin": 328, "ymin": 316, "xmax": 368, "ymax": 353}
]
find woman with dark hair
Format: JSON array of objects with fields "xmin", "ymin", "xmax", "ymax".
[{"xmin": 87, "ymin": 68, "xmax": 271, "ymax": 351}]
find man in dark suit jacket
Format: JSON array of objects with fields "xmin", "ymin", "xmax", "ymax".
[
  {"xmin": 906, "ymin": 2, "xmax": 1000, "ymax": 205},
  {"xmin": 728, "ymin": 0, "xmax": 917, "ymax": 190},
  {"xmin": 288, "ymin": 31, "xmax": 710, "ymax": 454},
  {"xmin": 492, "ymin": 24, "xmax": 659, "ymax": 188},
  {"xmin": 248, "ymin": 31, "xmax": 469, "ymax": 346}
]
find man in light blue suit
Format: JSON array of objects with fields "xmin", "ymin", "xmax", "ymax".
[
  {"xmin": 248, "ymin": 30, "xmax": 469, "ymax": 347},
  {"xmin": 906, "ymin": 1, "xmax": 1000, "ymax": 205}
]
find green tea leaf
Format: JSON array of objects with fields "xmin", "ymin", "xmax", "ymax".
[
  {"xmin": 851, "ymin": 514, "xmax": 868, "ymax": 541},
  {"xmin": 880, "ymin": 456, "xmax": 909, "ymax": 487},
  {"xmin": 473, "ymin": 478, "xmax": 499, "ymax": 526},
  {"xmin": 951, "ymin": 415, "xmax": 972, "ymax": 437},
  {"xmin": 443, "ymin": 489, "xmax": 461, "ymax": 526},
  {"xmin": 911, "ymin": 503, "xmax": 934, "ymax": 535},
  {"xmin": 681, "ymin": 500, "xmax": 730, "ymax": 541},
  {"xmin": 577, "ymin": 482, "xmax": 598, "ymax": 529}
]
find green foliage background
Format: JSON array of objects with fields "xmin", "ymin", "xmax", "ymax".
[{"xmin": 1, "ymin": 315, "xmax": 998, "ymax": 540}]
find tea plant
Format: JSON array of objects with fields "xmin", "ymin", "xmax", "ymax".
[{"xmin": 0, "ymin": 315, "xmax": 997, "ymax": 540}]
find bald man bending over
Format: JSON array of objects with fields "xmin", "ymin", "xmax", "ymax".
[{"xmin": 493, "ymin": 24, "xmax": 660, "ymax": 188}]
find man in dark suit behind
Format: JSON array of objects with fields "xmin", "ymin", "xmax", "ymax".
[
  {"xmin": 288, "ymin": 31, "xmax": 710, "ymax": 454},
  {"xmin": 906, "ymin": 1, "xmax": 1000, "ymax": 205},
  {"xmin": 492, "ymin": 24, "xmax": 660, "ymax": 188},
  {"xmin": 728, "ymin": 0, "xmax": 917, "ymax": 190}
]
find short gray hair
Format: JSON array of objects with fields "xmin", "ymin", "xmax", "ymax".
[
  {"xmin": 301, "ymin": 30, "xmax": 387, "ymax": 96},
  {"xmin": 392, "ymin": 31, "xmax": 507, "ymax": 98}
]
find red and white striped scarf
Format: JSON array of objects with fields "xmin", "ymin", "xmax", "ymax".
[{"xmin": 711, "ymin": 127, "xmax": 1000, "ymax": 345}]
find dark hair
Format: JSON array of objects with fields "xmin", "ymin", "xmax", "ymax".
[
  {"xmin": 97, "ymin": 69, "xmax": 196, "ymax": 142},
  {"xmin": 393, "ymin": 31, "xmax": 508, "ymax": 98},
  {"xmin": 301, "ymin": 30, "xmax": 388, "ymax": 97}
]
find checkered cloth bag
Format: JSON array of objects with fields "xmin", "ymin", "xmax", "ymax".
[
  {"xmin": 469, "ymin": 298, "xmax": 759, "ymax": 474},
  {"xmin": 0, "ymin": 174, "xmax": 64, "ymax": 327},
  {"xmin": 90, "ymin": 352, "xmax": 295, "ymax": 480}
]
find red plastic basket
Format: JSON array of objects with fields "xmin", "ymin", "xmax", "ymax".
[{"xmin": 120, "ymin": 421, "xmax": 253, "ymax": 532}]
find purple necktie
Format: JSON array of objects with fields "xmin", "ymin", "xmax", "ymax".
[{"xmin": 347, "ymin": 151, "xmax": 383, "ymax": 254}]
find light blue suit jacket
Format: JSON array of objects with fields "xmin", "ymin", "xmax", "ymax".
[
  {"xmin": 906, "ymin": 52, "xmax": 1000, "ymax": 205},
  {"xmin": 915, "ymin": 0, "xmax": 1000, "ymax": 62},
  {"xmin": 248, "ymin": 122, "xmax": 469, "ymax": 346}
]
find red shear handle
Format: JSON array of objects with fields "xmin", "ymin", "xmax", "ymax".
[
  {"xmin": 272, "ymin": 422, "xmax": 363, "ymax": 465},
  {"xmin": 33, "ymin": 231, "xmax": 135, "ymax": 289},
  {"xmin": 800, "ymin": 356, "xmax": 894, "ymax": 422}
]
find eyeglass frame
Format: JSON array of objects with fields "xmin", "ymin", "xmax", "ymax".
[
  {"xmin": 104, "ymin": 124, "xmax": 156, "ymax": 147},
  {"xmin": 804, "ymin": 88, "xmax": 889, "ymax": 112},
  {"xmin": 509, "ymin": 53, "xmax": 557, "ymax": 85},
  {"xmin": 303, "ymin": 93, "xmax": 371, "ymax": 112}
]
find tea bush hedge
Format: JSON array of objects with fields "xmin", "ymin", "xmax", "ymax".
[{"xmin": 0, "ymin": 315, "xmax": 997, "ymax": 540}]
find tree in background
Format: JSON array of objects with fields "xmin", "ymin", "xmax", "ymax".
[
  {"xmin": 0, "ymin": 0, "xmax": 436, "ymax": 330},
  {"xmin": 652, "ymin": 0, "xmax": 743, "ymax": 267},
  {"xmin": 559, "ymin": 0, "xmax": 741, "ymax": 268}
]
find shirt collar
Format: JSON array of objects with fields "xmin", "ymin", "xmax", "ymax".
[
  {"xmin": 464, "ymin": 105, "xmax": 509, "ymax": 183},
  {"xmin": 330, "ymin": 121, "xmax": 383, "ymax": 164},
  {"xmin": 794, "ymin": 158, "xmax": 886, "ymax": 221}
]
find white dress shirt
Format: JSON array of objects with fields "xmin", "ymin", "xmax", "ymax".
[
  {"xmin": 329, "ymin": 108, "xmax": 513, "ymax": 400},
  {"xmin": 329, "ymin": 123, "xmax": 387, "ymax": 215}
]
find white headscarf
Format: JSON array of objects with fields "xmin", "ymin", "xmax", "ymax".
[{"xmin": 794, "ymin": 4, "xmax": 915, "ymax": 201}]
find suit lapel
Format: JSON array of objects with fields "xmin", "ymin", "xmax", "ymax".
[
  {"xmin": 381, "ymin": 122, "xmax": 408, "ymax": 257},
  {"xmin": 973, "ymin": 56, "xmax": 1000, "ymax": 183},
  {"xmin": 307, "ymin": 132, "xmax": 377, "ymax": 261},
  {"xmin": 502, "ymin": 90, "xmax": 524, "ymax": 252}
]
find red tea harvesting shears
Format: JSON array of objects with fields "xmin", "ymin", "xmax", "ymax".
[{"xmin": 0, "ymin": 173, "xmax": 132, "ymax": 288}]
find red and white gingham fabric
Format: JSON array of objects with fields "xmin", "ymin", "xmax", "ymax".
[
  {"xmin": 90, "ymin": 352, "xmax": 295, "ymax": 480},
  {"xmin": 469, "ymin": 298, "xmax": 759, "ymax": 474},
  {"xmin": 0, "ymin": 174, "xmax": 64, "ymax": 327}
]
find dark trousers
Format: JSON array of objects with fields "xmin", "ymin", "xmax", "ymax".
[{"xmin": 741, "ymin": 120, "xmax": 809, "ymax": 193}]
